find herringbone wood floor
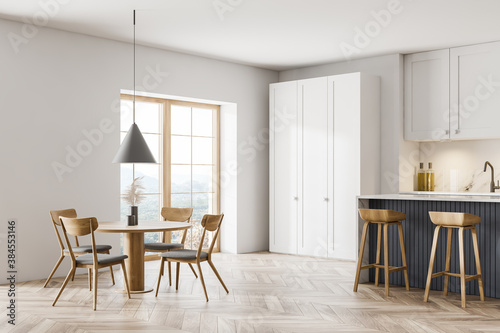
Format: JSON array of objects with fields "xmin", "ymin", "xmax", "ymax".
[{"xmin": 1, "ymin": 252, "xmax": 500, "ymax": 332}]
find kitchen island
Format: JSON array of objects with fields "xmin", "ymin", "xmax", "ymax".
[{"xmin": 357, "ymin": 193, "xmax": 500, "ymax": 298}]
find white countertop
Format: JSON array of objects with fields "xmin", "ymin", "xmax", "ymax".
[{"xmin": 358, "ymin": 192, "xmax": 500, "ymax": 202}]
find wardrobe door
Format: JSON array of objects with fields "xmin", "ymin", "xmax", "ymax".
[
  {"xmin": 297, "ymin": 77, "xmax": 328, "ymax": 257},
  {"xmin": 270, "ymin": 81, "xmax": 298, "ymax": 254}
]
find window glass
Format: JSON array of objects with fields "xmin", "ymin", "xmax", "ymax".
[
  {"xmin": 192, "ymin": 165, "xmax": 213, "ymax": 192},
  {"xmin": 171, "ymin": 105, "xmax": 191, "ymax": 135},
  {"xmin": 141, "ymin": 134, "xmax": 160, "ymax": 162},
  {"xmin": 135, "ymin": 101, "xmax": 161, "ymax": 133},
  {"xmin": 192, "ymin": 108, "xmax": 214, "ymax": 137},
  {"xmin": 192, "ymin": 137, "xmax": 213, "ymax": 165},
  {"xmin": 171, "ymin": 165, "xmax": 191, "ymax": 193},
  {"xmin": 171, "ymin": 193, "xmax": 191, "ymax": 208},
  {"xmin": 171, "ymin": 136, "xmax": 191, "ymax": 164},
  {"xmin": 134, "ymin": 164, "xmax": 160, "ymax": 194}
]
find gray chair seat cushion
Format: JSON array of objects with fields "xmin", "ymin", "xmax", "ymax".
[
  {"xmin": 144, "ymin": 242, "xmax": 184, "ymax": 250},
  {"xmin": 64, "ymin": 244, "xmax": 112, "ymax": 253},
  {"xmin": 159, "ymin": 249, "xmax": 208, "ymax": 260},
  {"xmin": 76, "ymin": 253, "xmax": 128, "ymax": 265}
]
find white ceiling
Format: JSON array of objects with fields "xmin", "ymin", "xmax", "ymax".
[{"xmin": 2, "ymin": 0, "xmax": 500, "ymax": 70}]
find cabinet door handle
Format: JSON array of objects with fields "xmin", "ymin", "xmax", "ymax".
[
  {"xmin": 445, "ymin": 130, "xmax": 449, "ymax": 135},
  {"xmin": 293, "ymin": 197, "xmax": 298, "ymax": 201},
  {"xmin": 324, "ymin": 197, "xmax": 329, "ymax": 202},
  {"xmin": 455, "ymin": 129, "xmax": 460, "ymax": 134}
]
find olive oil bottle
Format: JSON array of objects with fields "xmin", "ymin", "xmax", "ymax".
[
  {"xmin": 417, "ymin": 162, "xmax": 426, "ymax": 191},
  {"xmin": 426, "ymin": 162, "xmax": 435, "ymax": 192}
]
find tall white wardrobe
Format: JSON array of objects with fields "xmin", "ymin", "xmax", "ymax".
[{"xmin": 269, "ymin": 72, "xmax": 380, "ymax": 261}]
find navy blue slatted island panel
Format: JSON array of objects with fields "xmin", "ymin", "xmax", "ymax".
[{"xmin": 361, "ymin": 198, "xmax": 500, "ymax": 298}]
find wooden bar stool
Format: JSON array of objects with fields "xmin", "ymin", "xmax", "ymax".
[
  {"xmin": 354, "ymin": 209, "xmax": 410, "ymax": 296},
  {"xmin": 424, "ymin": 212, "xmax": 484, "ymax": 308}
]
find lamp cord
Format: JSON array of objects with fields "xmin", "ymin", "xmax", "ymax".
[{"xmin": 133, "ymin": 10, "xmax": 136, "ymax": 123}]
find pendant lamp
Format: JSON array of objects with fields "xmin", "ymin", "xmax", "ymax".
[{"xmin": 113, "ymin": 10, "xmax": 156, "ymax": 164}]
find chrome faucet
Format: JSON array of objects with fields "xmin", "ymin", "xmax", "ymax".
[{"xmin": 483, "ymin": 161, "xmax": 500, "ymax": 192}]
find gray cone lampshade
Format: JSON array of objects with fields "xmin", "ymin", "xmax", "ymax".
[{"xmin": 112, "ymin": 123, "xmax": 156, "ymax": 163}]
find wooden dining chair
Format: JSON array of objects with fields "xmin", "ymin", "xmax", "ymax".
[
  {"xmin": 52, "ymin": 217, "xmax": 130, "ymax": 311},
  {"xmin": 44, "ymin": 209, "xmax": 115, "ymax": 288},
  {"xmin": 155, "ymin": 213, "xmax": 228, "ymax": 301},
  {"xmin": 145, "ymin": 207, "xmax": 198, "ymax": 285}
]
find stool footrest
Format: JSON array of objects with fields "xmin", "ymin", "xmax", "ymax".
[
  {"xmin": 465, "ymin": 274, "xmax": 482, "ymax": 282},
  {"xmin": 431, "ymin": 271, "xmax": 482, "ymax": 282},
  {"xmin": 360, "ymin": 264, "xmax": 407, "ymax": 273}
]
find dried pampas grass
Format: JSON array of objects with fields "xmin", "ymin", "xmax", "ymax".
[{"xmin": 122, "ymin": 176, "xmax": 146, "ymax": 206}]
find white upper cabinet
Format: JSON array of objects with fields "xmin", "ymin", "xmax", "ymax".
[
  {"xmin": 404, "ymin": 50, "xmax": 450, "ymax": 141},
  {"xmin": 450, "ymin": 41, "xmax": 500, "ymax": 139},
  {"xmin": 405, "ymin": 41, "xmax": 500, "ymax": 141}
]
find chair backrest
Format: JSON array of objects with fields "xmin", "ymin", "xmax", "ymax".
[
  {"xmin": 161, "ymin": 207, "xmax": 193, "ymax": 222},
  {"xmin": 50, "ymin": 209, "xmax": 77, "ymax": 226},
  {"xmin": 196, "ymin": 214, "xmax": 224, "ymax": 259},
  {"xmin": 161, "ymin": 207, "xmax": 193, "ymax": 243},
  {"xmin": 59, "ymin": 217, "xmax": 99, "ymax": 263},
  {"xmin": 49, "ymin": 209, "xmax": 78, "ymax": 250}
]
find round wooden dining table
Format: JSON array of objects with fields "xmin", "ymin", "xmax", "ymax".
[{"xmin": 96, "ymin": 221, "xmax": 191, "ymax": 293}]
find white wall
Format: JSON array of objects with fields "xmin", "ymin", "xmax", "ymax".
[
  {"xmin": 279, "ymin": 54, "xmax": 414, "ymax": 194},
  {"xmin": 220, "ymin": 104, "xmax": 238, "ymax": 253},
  {"xmin": 0, "ymin": 18, "xmax": 277, "ymax": 282}
]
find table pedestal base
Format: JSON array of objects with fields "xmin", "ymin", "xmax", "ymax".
[
  {"xmin": 123, "ymin": 232, "xmax": 146, "ymax": 292},
  {"xmin": 115, "ymin": 287, "xmax": 154, "ymax": 294}
]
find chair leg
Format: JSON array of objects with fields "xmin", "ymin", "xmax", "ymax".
[
  {"xmin": 161, "ymin": 251, "xmax": 167, "ymax": 276},
  {"xmin": 383, "ymin": 223, "xmax": 390, "ymax": 297},
  {"xmin": 121, "ymin": 262, "xmax": 131, "ymax": 299},
  {"xmin": 208, "ymin": 259, "xmax": 228, "ymax": 293},
  {"xmin": 424, "ymin": 226, "xmax": 441, "ymax": 302},
  {"xmin": 353, "ymin": 221, "xmax": 370, "ymax": 292},
  {"xmin": 88, "ymin": 268, "xmax": 92, "ymax": 291},
  {"xmin": 44, "ymin": 255, "xmax": 64, "ymax": 287},
  {"xmin": 443, "ymin": 228, "xmax": 453, "ymax": 296},
  {"xmin": 397, "ymin": 222, "xmax": 410, "ymax": 291},
  {"xmin": 168, "ymin": 261, "xmax": 172, "ymax": 286},
  {"xmin": 471, "ymin": 226, "xmax": 485, "ymax": 302},
  {"xmin": 156, "ymin": 259, "xmax": 165, "ymax": 297},
  {"xmin": 71, "ymin": 268, "xmax": 76, "ymax": 281},
  {"xmin": 93, "ymin": 266, "xmax": 98, "ymax": 311},
  {"xmin": 52, "ymin": 267, "xmax": 75, "ymax": 306},
  {"xmin": 197, "ymin": 262, "xmax": 209, "ymax": 302},
  {"xmin": 374, "ymin": 224, "xmax": 382, "ymax": 287},
  {"xmin": 175, "ymin": 262, "xmax": 180, "ymax": 290},
  {"xmin": 106, "ymin": 250, "xmax": 115, "ymax": 285},
  {"xmin": 109, "ymin": 267, "xmax": 115, "ymax": 285},
  {"xmin": 188, "ymin": 263, "xmax": 199, "ymax": 278},
  {"xmin": 458, "ymin": 227, "xmax": 467, "ymax": 308}
]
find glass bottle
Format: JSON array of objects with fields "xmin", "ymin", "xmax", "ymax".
[
  {"xmin": 426, "ymin": 162, "xmax": 435, "ymax": 192},
  {"xmin": 417, "ymin": 162, "xmax": 426, "ymax": 191}
]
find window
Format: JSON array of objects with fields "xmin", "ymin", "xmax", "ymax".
[
  {"xmin": 167, "ymin": 102, "xmax": 220, "ymax": 250},
  {"xmin": 120, "ymin": 95, "xmax": 220, "ymax": 253},
  {"xmin": 120, "ymin": 99, "xmax": 163, "ymax": 245}
]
